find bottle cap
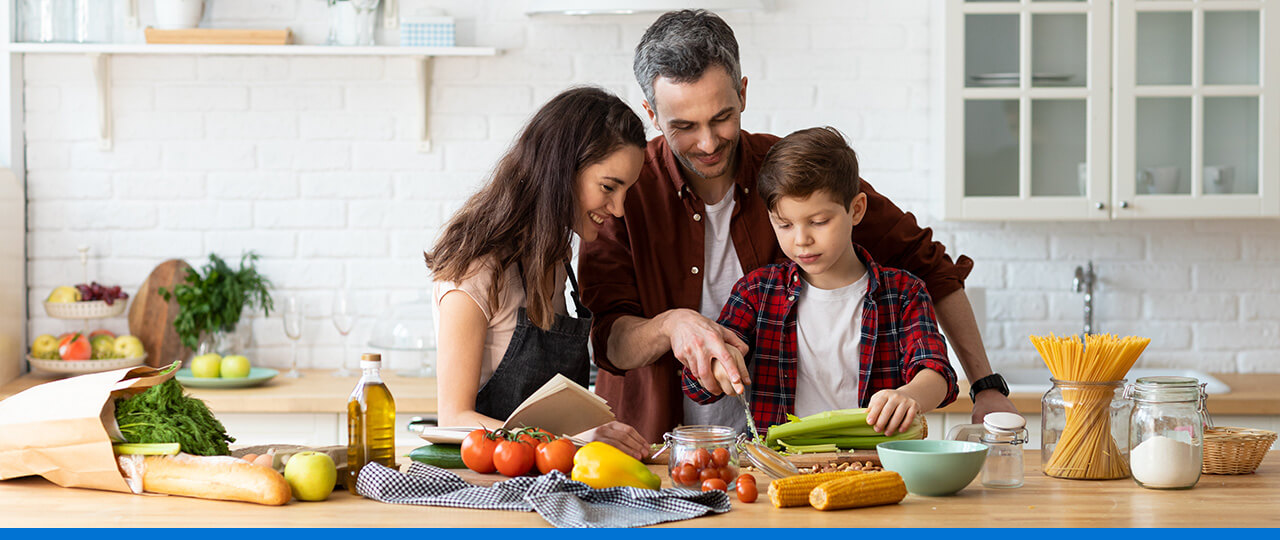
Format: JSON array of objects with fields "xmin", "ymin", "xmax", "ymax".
[
  {"xmin": 983, "ymin": 412, "xmax": 1026, "ymax": 433},
  {"xmin": 360, "ymin": 353, "xmax": 381, "ymax": 369}
]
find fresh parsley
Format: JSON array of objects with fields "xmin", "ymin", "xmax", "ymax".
[
  {"xmin": 159, "ymin": 252, "xmax": 275, "ymax": 351},
  {"xmin": 114, "ymin": 379, "xmax": 235, "ymax": 456}
]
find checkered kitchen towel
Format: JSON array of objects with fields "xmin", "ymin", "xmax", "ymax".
[{"xmin": 356, "ymin": 462, "xmax": 731, "ymax": 528}]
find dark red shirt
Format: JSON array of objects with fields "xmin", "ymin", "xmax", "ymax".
[
  {"xmin": 579, "ymin": 131, "xmax": 973, "ymax": 443},
  {"xmin": 680, "ymin": 245, "xmax": 959, "ymax": 431}
]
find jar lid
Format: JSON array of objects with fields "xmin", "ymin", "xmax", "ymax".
[
  {"xmin": 983, "ymin": 412, "xmax": 1026, "ymax": 433},
  {"xmin": 1128, "ymin": 376, "xmax": 1204, "ymax": 403},
  {"xmin": 737, "ymin": 437, "xmax": 801, "ymax": 480}
]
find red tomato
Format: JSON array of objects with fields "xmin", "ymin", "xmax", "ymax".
[
  {"xmin": 676, "ymin": 464, "xmax": 700, "ymax": 487},
  {"xmin": 461, "ymin": 429, "xmax": 499, "ymax": 473},
  {"xmin": 57, "ymin": 333, "xmax": 90, "ymax": 361},
  {"xmin": 691, "ymin": 448, "xmax": 712, "ymax": 469},
  {"xmin": 88, "ymin": 329, "xmax": 115, "ymax": 340},
  {"xmin": 699, "ymin": 467, "xmax": 719, "ymax": 482},
  {"xmin": 516, "ymin": 427, "xmax": 553, "ymax": 448},
  {"xmin": 719, "ymin": 466, "xmax": 735, "ymax": 483},
  {"xmin": 736, "ymin": 480, "xmax": 758, "ymax": 503},
  {"xmin": 701, "ymin": 478, "xmax": 728, "ymax": 492},
  {"xmin": 535, "ymin": 438, "xmax": 576, "ymax": 475},
  {"xmin": 493, "ymin": 439, "xmax": 537, "ymax": 477},
  {"xmin": 736, "ymin": 473, "xmax": 757, "ymax": 486},
  {"xmin": 712, "ymin": 447, "xmax": 730, "ymax": 467}
]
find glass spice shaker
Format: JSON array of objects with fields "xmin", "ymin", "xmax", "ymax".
[{"xmin": 979, "ymin": 412, "xmax": 1028, "ymax": 488}]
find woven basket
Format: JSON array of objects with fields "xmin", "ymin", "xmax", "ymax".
[
  {"xmin": 1202, "ymin": 427, "xmax": 1277, "ymax": 475},
  {"xmin": 43, "ymin": 299, "xmax": 128, "ymax": 319}
]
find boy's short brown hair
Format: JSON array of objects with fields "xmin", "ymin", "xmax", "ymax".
[{"xmin": 757, "ymin": 126, "xmax": 860, "ymax": 211}]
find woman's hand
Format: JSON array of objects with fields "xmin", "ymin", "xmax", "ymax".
[
  {"xmin": 576, "ymin": 421, "xmax": 650, "ymax": 461},
  {"xmin": 866, "ymin": 389, "xmax": 921, "ymax": 436}
]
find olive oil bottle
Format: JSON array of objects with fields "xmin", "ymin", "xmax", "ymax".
[{"xmin": 347, "ymin": 353, "xmax": 396, "ymax": 495}]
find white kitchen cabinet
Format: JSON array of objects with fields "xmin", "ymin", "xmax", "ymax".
[{"xmin": 943, "ymin": 0, "xmax": 1279, "ymax": 220}]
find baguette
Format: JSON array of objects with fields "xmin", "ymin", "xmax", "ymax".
[{"xmin": 120, "ymin": 453, "xmax": 291, "ymax": 505}]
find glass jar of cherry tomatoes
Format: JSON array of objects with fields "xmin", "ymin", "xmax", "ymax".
[{"xmin": 661, "ymin": 425, "xmax": 739, "ymax": 490}]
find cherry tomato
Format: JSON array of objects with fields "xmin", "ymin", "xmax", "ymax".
[
  {"xmin": 699, "ymin": 467, "xmax": 720, "ymax": 482},
  {"xmin": 736, "ymin": 480, "xmax": 758, "ymax": 503},
  {"xmin": 712, "ymin": 447, "xmax": 730, "ymax": 467},
  {"xmin": 692, "ymin": 448, "xmax": 712, "ymax": 469},
  {"xmin": 461, "ymin": 429, "xmax": 499, "ymax": 473},
  {"xmin": 736, "ymin": 473, "xmax": 757, "ymax": 486},
  {"xmin": 57, "ymin": 333, "xmax": 90, "ymax": 361},
  {"xmin": 535, "ymin": 438, "xmax": 576, "ymax": 475},
  {"xmin": 719, "ymin": 466, "xmax": 735, "ymax": 483},
  {"xmin": 677, "ymin": 464, "xmax": 700, "ymax": 487},
  {"xmin": 517, "ymin": 427, "xmax": 554, "ymax": 447},
  {"xmin": 493, "ymin": 439, "xmax": 537, "ymax": 477},
  {"xmin": 701, "ymin": 478, "xmax": 728, "ymax": 492}
]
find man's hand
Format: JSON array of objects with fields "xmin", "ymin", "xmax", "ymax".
[
  {"xmin": 971, "ymin": 389, "xmax": 1017, "ymax": 424},
  {"xmin": 866, "ymin": 389, "xmax": 921, "ymax": 436},
  {"xmin": 661, "ymin": 309, "xmax": 750, "ymax": 394}
]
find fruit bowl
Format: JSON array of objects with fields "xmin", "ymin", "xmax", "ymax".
[
  {"xmin": 43, "ymin": 300, "xmax": 128, "ymax": 319},
  {"xmin": 27, "ymin": 354, "xmax": 147, "ymax": 375}
]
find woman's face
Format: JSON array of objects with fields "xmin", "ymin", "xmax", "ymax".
[{"xmin": 574, "ymin": 145, "xmax": 645, "ymax": 242}]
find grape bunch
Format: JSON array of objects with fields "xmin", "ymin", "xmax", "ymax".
[{"xmin": 76, "ymin": 282, "xmax": 129, "ymax": 306}]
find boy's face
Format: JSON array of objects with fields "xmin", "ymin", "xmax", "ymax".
[{"xmin": 768, "ymin": 189, "xmax": 868, "ymax": 281}]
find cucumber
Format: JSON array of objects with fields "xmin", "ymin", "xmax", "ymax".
[
  {"xmin": 112, "ymin": 442, "xmax": 181, "ymax": 456},
  {"xmin": 408, "ymin": 444, "xmax": 466, "ymax": 469}
]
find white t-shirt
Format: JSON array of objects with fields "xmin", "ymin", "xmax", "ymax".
[
  {"xmin": 684, "ymin": 192, "xmax": 748, "ymax": 430},
  {"xmin": 793, "ymin": 271, "xmax": 871, "ymax": 417}
]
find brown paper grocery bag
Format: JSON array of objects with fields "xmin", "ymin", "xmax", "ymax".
[{"xmin": 0, "ymin": 363, "xmax": 178, "ymax": 493}]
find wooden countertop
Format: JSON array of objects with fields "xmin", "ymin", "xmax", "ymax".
[
  {"xmin": 3, "ymin": 370, "xmax": 1279, "ymax": 416},
  {"xmin": 1, "ymin": 450, "xmax": 1278, "ymax": 527},
  {"xmin": 0, "ymin": 369, "xmax": 439, "ymax": 413}
]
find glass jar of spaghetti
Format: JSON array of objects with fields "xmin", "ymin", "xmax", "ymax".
[
  {"xmin": 1124, "ymin": 376, "xmax": 1206, "ymax": 490},
  {"xmin": 1041, "ymin": 379, "xmax": 1132, "ymax": 480},
  {"xmin": 661, "ymin": 425, "xmax": 740, "ymax": 490}
]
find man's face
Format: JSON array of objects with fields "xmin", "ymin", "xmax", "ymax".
[{"xmin": 644, "ymin": 65, "xmax": 747, "ymax": 184}]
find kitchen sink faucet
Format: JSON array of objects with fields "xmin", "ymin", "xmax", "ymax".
[{"xmin": 1073, "ymin": 261, "xmax": 1096, "ymax": 335}]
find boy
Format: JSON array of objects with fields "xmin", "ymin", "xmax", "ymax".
[{"xmin": 680, "ymin": 127, "xmax": 959, "ymax": 436}]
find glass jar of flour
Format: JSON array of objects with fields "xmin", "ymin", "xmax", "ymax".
[{"xmin": 1125, "ymin": 376, "xmax": 1207, "ymax": 490}]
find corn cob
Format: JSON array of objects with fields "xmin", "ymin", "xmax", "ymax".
[
  {"xmin": 767, "ymin": 471, "xmax": 865, "ymax": 508},
  {"xmin": 809, "ymin": 471, "xmax": 907, "ymax": 511}
]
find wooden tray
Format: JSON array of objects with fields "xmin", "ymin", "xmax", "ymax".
[{"xmin": 144, "ymin": 28, "xmax": 293, "ymax": 45}]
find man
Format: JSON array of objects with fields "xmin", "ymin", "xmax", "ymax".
[{"xmin": 579, "ymin": 10, "xmax": 1016, "ymax": 443}]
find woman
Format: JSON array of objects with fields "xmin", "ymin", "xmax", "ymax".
[{"xmin": 425, "ymin": 87, "xmax": 649, "ymax": 458}]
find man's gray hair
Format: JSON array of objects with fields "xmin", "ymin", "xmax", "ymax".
[{"xmin": 633, "ymin": 10, "xmax": 742, "ymax": 107}]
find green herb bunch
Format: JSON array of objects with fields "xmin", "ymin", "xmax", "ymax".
[
  {"xmin": 159, "ymin": 252, "xmax": 274, "ymax": 351},
  {"xmin": 114, "ymin": 379, "xmax": 235, "ymax": 456}
]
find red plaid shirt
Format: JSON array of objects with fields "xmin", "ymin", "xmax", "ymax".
[{"xmin": 681, "ymin": 245, "xmax": 958, "ymax": 431}]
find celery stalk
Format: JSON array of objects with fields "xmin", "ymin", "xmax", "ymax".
[{"xmin": 777, "ymin": 441, "xmax": 840, "ymax": 454}]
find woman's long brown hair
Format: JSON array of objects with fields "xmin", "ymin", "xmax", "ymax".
[{"xmin": 425, "ymin": 87, "xmax": 646, "ymax": 329}]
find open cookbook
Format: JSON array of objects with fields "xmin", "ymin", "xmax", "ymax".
[{"xmin": 418, "ymin": 374, "xmax": 614, "ymax": 444}]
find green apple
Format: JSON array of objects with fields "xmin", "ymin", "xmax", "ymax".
[
  {"xmin": 190, "ymin": 353, "xmax": 222, "ymax": 378},
  {"xmin": 221, "ymin": 355, "xmax": 252, "ymax": 378},
  {"xmin": 114, "ymin": 335, "xmax": 146, "ymax": 358},
  {"xmin": 46, "ymin": 286, "xmax": 80, "ymax": 303},
  {"xmin": 90, "ymin": 335, "xmax": 117, "ymax": 359},
  {"xmin": 31, "ymin": 334, "xmax": 59, "ymax": 359},
  {"xmin": 283, "ymin": 451, "xmax": 337, "ymax": 502}
]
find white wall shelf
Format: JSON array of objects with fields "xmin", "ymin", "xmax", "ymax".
[
  {"xmin": 6, "ymin": 44, "xmax": 498, "ymax": 152},
  {"xmin": 6, "ymin": 43, "xmax": 496, "ymax": 57}
]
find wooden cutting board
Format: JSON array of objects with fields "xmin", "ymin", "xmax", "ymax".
[
  {"xmin": 128, "ymin": 259, "xmax": 193, "ymax": 368},
  {"xmin": 144, "ymin": 28, "xmax": 293, "ymax": 45}
]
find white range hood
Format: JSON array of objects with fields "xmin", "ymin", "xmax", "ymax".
[{"xmin": 525, "ymin": 0, "xmax": 767, "ymax": 16}]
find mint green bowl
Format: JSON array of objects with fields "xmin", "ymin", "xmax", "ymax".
[{"xmin": 877, "ymin": 440, "xmax": 989, "ymax": 496}]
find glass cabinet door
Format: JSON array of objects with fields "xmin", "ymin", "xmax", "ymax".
[
  {"xmin": 1113, "ymin": 0, "xmax": 1278, "ymax": 218},
  {"xmin": 946, "ymin": 0, "xmax": 1111, "ymax": 220}
]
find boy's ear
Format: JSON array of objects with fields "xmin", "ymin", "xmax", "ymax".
[{"xmin": 849, "ymin": 192, "xmax": 868, "ymax": 226}]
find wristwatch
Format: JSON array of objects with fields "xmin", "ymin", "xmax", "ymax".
[{"xmin": 969, "ymin": 373, "xmax": 1009, "ymax": 402}]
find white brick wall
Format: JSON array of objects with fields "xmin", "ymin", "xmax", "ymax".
[{"xmin": 21, "ymin": 0, "xmax": 1280, "ymax": 375}]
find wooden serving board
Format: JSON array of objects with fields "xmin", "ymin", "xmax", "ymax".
[
  {"xmin": 128, "ymin": 259, "xmax": 192, "ymax": 368},
  {"xmin": 144, "ymin": 28, "xmax": 293, "ymax": 45}
]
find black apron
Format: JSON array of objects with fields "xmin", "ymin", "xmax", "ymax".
[{"xmin": 473, "ymin": 261, "xmax": 592, "ymax": 420}]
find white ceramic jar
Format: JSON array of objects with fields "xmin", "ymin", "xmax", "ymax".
[{"xmin": 153, "ymin": 0, "xmax": 204, "ymax": 30}]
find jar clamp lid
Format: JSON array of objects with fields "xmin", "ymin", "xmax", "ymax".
[{"xmin": 1125, "ymin": 375, "xmax": 1211, "ymax": 428}]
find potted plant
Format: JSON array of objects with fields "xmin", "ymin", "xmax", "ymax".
[{"xmin": 159, "ymin": 252, "xmax": 275, "ymax": 356}]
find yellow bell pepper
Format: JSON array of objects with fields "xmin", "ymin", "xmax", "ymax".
[{"xmin": 570, "ymin": 441, "xmax": 661, "ymax": 490}]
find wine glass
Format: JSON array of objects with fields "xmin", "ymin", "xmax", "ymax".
[
  {"xmin": 331, "ymin": 290, "xmax": 356, "ymax": 377},
  {"xmin": 282, "ymin": 296, "xmax": 303, "ymax": 378}
]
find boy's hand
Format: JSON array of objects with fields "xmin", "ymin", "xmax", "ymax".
[
  {"xmin": 867, "ymin": 389, "xmax": 921, "ymax": 436},
  {"xmin": 709, "ymin": 348, "xmax": 749, "ymax": 396}
]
